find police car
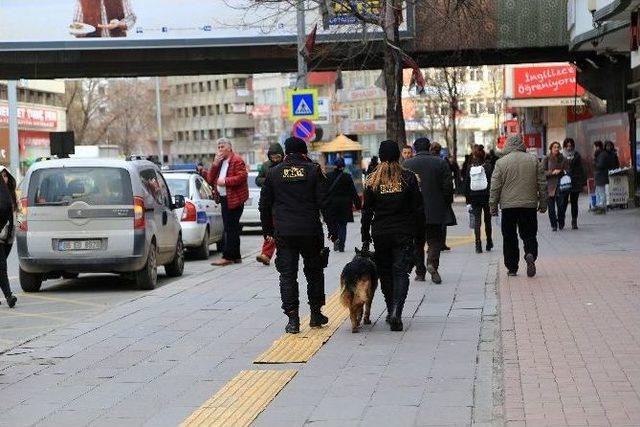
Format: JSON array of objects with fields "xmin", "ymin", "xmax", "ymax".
[{"xmin": 163, "ymin": 167, "xmax": 224, "ymax": 259}]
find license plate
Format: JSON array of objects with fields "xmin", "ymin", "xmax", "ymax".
[{"xmin": 57, "ymin": 239, "xmax": 103, "ymax": 251}]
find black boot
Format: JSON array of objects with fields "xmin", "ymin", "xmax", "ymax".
[
  {"xmin": 486, "ymin": 238, "xmax": 493, "ymax": 252},
  {"xmin": 475, "ymin": 241, "xmax": 483, "ymax": 254},
  {"xmin": 571, "ymin": 219, "xmax": 578, "ymax": 230},
  {"xmin": 389, "ymin": 303, "xmax": 404, "ymax": 331},
  {"xmin": 309, "ymin": 306, "xmax": 328, "ymax": 327},
  {"xmin": 7, "ymin": 294, "xmax": 16, "ymax": 308},
  {"xmin": 285, "ymin": 310, "xmax": 300, "ymax": 334}
]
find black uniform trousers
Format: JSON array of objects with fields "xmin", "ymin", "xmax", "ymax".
[
  {"xmin": 275, "ymin": 234, "xmax": 325, "ymax": 313},
  {"xmin": 501, "ymin": 208, "xmax": 538, "ymax": 273},
  {"xmin": 414, "ymin": 224, "xmax": 444, "ymax": 277},
  {"xmin": 373, "ymin": 234, "xmax": 414, "ymax": 311}
]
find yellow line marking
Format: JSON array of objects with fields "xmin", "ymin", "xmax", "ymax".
[
  {"xmin": 0, "ymin": 311, "xmax": 67, "ymax": 321},
  {"xmin": 254, "ymin": 290, "xmax": 348, "ymax": 364},
  {"xmin": 180, "ymin": 369, "xmax": 297, "ymax": 427},
  {"xmin": 16, "ymin": 293, "xmax": 105, "ymax": 308}
]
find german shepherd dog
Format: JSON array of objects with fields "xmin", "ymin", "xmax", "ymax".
[{"xmin": 340, "ymin": 248, "xmax": 378, "ymax": 333}]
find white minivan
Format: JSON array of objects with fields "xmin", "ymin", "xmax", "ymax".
[{"xmin": 17, "ymin": 158, "xmax": 185, "ymax": 292}]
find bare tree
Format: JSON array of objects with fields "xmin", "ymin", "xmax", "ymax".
[{"xmin": 65, "ymin": 79, "xmax": 111, "ymax": 145}]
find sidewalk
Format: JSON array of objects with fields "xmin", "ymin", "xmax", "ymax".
[
  {"xmin": 500, "ymin": 203, "xmax": 640, "ymax": 426},
  {"xmin": 0, "ymin": 206, "xmax": 501, "ymax": 427}
]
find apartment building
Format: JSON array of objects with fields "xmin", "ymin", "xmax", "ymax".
[
  {"xmin": 167, "ymin": 75, "xmax": 255, "ymax": 165},
  {"xmin": 0, "ymin": 80, "xmax": 67, "ymax": 169}
]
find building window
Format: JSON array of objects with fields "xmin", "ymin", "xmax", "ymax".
[
  {"xmin": 232, "ymin": 78, "xmax": 247, "ymax": 89},
  {"xmin": 177, "ymin": 131, "xmax": 184, "ymax": 141},
  {"xmin": 223, "ymin": 80, "xmax": 228, "ymax": 90},
  {"xmin": 192, "ymin": 107, "xmax": 198, "ymax": 117},
  {"xmin": 215, "ymin": 80, "xmax": 220, "ymax": 91},
  {"xmin": 200, "ymin": 106, "xmax": 206, "ymax": 116},
  {"xmin": 209, "ymin": 130, "xmax": 215, "ymax": 139},
  {"xmin": 207, "ymin": 81, "xmax": 212, "ymax": 91},
  {"xmin": 199, "ymin": 82, "xmax": 205, "ymax": 92},
  {"xmin": 185, "ymin": 132, "xmax": 190, "ymax": 141},
  {"xmin": 176, "ymin": 86, "xmax": 182, "ymax": 95},
  {"xmin": 177, "ymin": 108, "xmax": 183, "ymax": 118},
  {"xmin": 183, "ymin": 84, "xmax": 189, "ymax": 94},
  {"xmin": 193, "ymin": 131, "xmax": 199, "ymax": 141},
  {"xmin": 469, "ymin": 67, "xmax": 484, "ymax": 81},
  {"xmin": 208, "ymin": 105, "xmax": 214, "ymax": 116},
  {"xmin": 216, "ymin": 105, "xmax": 221, "ymax": 115}
]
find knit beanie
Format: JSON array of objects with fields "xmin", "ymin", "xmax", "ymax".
[
  {"xmin": 284, "ymin": 137, "xmax": 308, "ymax": 155},
  {"xmin": 378, "ymin": 140, "xmax": 400, "ymax": 162}
]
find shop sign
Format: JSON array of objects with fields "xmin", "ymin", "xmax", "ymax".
[
  {"xmin": 0, "ymin": 105, "xmax": 58, "ymax": 129},
  {"xmin": 513, "ymin": 65, "xmax": 585, "ymax": 99}
]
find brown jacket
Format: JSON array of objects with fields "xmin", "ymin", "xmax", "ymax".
[
  {"xmin": 543, "ymin": 154, "xmax": 569, "ymax": 197},
  {"xmin": 80, "ymin": 0, "xmax": 126, "ymax": 37}
]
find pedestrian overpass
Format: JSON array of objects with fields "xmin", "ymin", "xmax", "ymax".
[{"xmin": 0, "ymin": 1, "xmax": 577, "ymax": 79}]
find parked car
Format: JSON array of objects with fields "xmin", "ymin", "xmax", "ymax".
[
  {"xmin": 240, "ymin": 171, "xmax": 261, "ymax": 230},
  {"xmin": 163, "ymin": 171, "xmax": 223, "ymax": 259},
  {"xmin": 16, "ymin": 158, "xmax": 185, "ymax": 292}
]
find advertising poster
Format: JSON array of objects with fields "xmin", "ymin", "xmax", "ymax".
[
  {"xmin": 0, "ymin": 0, "xmax": 411, "ymax": 50},
  {"xmin": 512, "ymin": 64, "xmax": 585, "ymax": 99}
]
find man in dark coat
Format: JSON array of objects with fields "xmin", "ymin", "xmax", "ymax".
[
  {"xmin": 255, "ymin": 143, "xmax": 285, "ymax": 265},
  {"xmin": 325, "ymin": 158, "xmax": 361, "ymax": 252},
  {"xmin": 403, "ymin": 138, "xmax": 455, "ymax": 284}
]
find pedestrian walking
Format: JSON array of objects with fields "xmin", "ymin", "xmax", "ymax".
[
  {"xmin": 427, "ymin": 142, "xmax": 454, "ymax": 250},
  {"xmin": 448, "ymin": 156, "xmax": 462, "ymax": 195},
  {"xmin": 255, "ymin": 143, "xmax": 284, "ymax": 266},
  {"xmin": 325, "ymin": 158, "xmax": 361, "ymax": 252},
  {"xmin": 259, "ymin": 137, "xmax": 331, "ymax": 334},
  {"xmin": 207, "ymin": 138, "xmax": 249, "ymax": 266},
  {"xmin": 361, "ymin": 140, "xmax": 423, "ymax": 331},
  {"xmin": 404, "ymin": 138, "xmax": 455, "ymax": 284},
  {"xmin": 558, "ymin": 138, "xmax": 586, "ymax": 229},
  {"xmin": 543, "ymin": 141, "xmax": 569, "ymax": 231},
  {"xmin": 0, "ymin": 166, "xmax": 17, "ymax": 308},
  {"xmin": 463, "ymin": 145, "xmax": 493, "ymax": 253},
  {"xmin": 489, "ymin": 135, "xmax": 547, "ymax": 278}
]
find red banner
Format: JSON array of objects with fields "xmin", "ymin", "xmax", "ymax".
[{"xmin": 513, "ymin": 65, "xmax": 585, "ymax": 99}]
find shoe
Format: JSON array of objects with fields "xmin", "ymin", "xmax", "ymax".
[
  {"xmin": 285, "ymin": 311, "xmax": 300, "ymax": 334},
  {"xmin": 389, "ymin": 304, "xmax": 404, "ymax": 331},
  {"xmin": 385, "ymin": 314, "xmax": 391, "ymax": 324},
  {"xmin": 211, "ymin": 258, "xmax": 234, "ymax": 266},
  {"xmin": 559, "ymin": 223, "xmax": 565, "ymax": 230},
  {"xmin": 442, "ymin": 245, "xmax": 451, "ymax": 251},
  {"xmin": 475, "ymin": 241, "xmax": 483, "ymax": 254},
  {"xmin": 551, "ymin": 227, "xmax": 558, "ymax": 232},
  {"xmin": 486, "ymin": 239, "xmax": 494, "ymax": 252},
  {"xmin": 426, "ymin": 265, "xmax": 442, "ymax": 284},
  {"xmin": 572, "ymin": 220, "xmax": 578, "ymax": 230},
  {"xmin": 7, "ymin": 295, "xmax": 16, "ymax": 308},
  {"xmin": 256, "ymin": 254, "xmax": 270, "ymax": 266},
  {"xmin": 525, "ymin": 254, "xmax": 536, "ymax": 278},
  {"xmin": 414, "ymin": 274, "xmax": 426, "ymax": 282},
  {"xmin": 309, "ymin": 307, "xmax": 329, "ymax": 327},
  {"xmin": 333, "ymin": 240, "xmax": 340, "ymax": 252},
  {"xmin": 234, "ymin": 259, "xmax": 242, "ymax": 264},
  {"xmin": 507, "ymin": 271, "xmax": 518, "ymax": 277}
]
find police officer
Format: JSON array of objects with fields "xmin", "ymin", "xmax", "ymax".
[
  {"xmin": 259, "ymin": 137, "xmax": 331, "ymax": 334},
  {"xmin": 361, "ymin": 140, "xmax": 423, "ymax": 331}
]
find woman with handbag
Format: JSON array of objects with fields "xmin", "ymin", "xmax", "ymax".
[
  {"xmin": 463, "ymin": 145, "xmax": 494, "ymax": 253},
  {"xmin": 325, "ymin": 158, "xmax": 361, "ymax": 252},
  {"xmin": 558, "ymin": 138, "xmax": 586, "ymax": 229},
  {"xmin": 543, "ymin": 142, "xmax": 569, "ymax": 231}
]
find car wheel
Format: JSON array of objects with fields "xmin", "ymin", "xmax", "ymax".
[
  {"xmin": 165, "ymin": 237, "xmax": 185, "ymax": 277},
  {"xmin": 136, "ymin": 242, "xmax": 158, "ymax": 290},
  {"xmin": 193, "ymin": 228, "xmax": 210, "ymax": 260},
  {"xmin": 20, "ymin": 268, "xmax": 43, "ymax": 292}
]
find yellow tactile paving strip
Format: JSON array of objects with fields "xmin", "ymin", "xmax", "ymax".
[
  {"xmin": 181, "ymin": 369, "xmax": 297, "ymax": 427},
  {"xmin": 254, "ymin": 289, "xmax": 349, "ymax": 364}
]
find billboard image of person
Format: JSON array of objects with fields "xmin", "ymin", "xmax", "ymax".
[{"xmin": 71, "ymin": 0, "xmax": 136, "ymax": 38}]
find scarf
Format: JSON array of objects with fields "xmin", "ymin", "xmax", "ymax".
[{"xmin": 562, "ymin": 148, "xmax": 575, "ymax": 160}]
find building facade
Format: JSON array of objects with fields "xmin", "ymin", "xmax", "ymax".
[
  {"xmin": 167, "ymin": 75, "xmax": 255, "ymax": 166},
  {"xmin": 0, "ymin": 80, "xmax": 67, "ymax": 170}
]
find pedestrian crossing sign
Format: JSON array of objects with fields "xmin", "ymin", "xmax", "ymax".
[{"xmin": 287, "ymin": 89, "xmax": 319, "ymax": 121}]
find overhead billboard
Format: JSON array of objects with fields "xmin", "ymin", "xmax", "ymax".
[
  {"xmin": 512, "ymin": 64, "xmax": 585, "ymax": 99},
  {"xmin": 0, "ymin": 0, "xmax": 413, "ymax": 51}
]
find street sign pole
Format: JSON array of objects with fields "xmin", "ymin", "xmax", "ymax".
[
  {"xmin": 296, "ymin": 0, "xmax": 307, "ymax": 89},
  {"xmin": 8, "ymin": 80, "xmax": 20, "ymax": 179}
]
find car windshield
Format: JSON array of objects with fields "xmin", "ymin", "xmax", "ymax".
[
  {"xmin": 165, "ymin": 178, "xmax": 190, "ymax": 198},
  {"xmin": 29, "ymin": 167, "xmax": 133, "ymax": 206}
]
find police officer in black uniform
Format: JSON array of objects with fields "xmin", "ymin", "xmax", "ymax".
[
  {"xmin": 259, "ymin": 137, "xmax": 331, "ymax": 334},
  {"xmin": 361, "ymin": 140, "xmax": 423, "ymax": 331}
]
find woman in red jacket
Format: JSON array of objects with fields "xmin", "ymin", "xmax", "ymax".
[{"xmin": 208, "ymin": 139, "xmax": 249, "ymax": 266}]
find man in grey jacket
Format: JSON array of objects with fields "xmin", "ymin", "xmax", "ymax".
[
  {"xmin": 404, "ymin": 138, "xmax": 454, "ymax": 284},
  {"xmin": 489, "ymin": 135, "xmax": 547, "ymax": 278}
]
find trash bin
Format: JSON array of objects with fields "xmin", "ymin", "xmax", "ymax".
[{"xmin": 606, "ymin": 167, "xmax": 631, "ymax": 209}]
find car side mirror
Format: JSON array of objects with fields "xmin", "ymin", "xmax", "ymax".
[{"xmin": 173, "ymin": 194, "xmax": 185, "ymax": 209}]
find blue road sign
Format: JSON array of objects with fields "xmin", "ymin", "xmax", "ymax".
[
  {"xmin": 292, "ymin": 119, "xmax": 316, "ymax": 142},
  {"xmin": 287, "ymin": 89, "xmax": 318, "ymax": 120}
]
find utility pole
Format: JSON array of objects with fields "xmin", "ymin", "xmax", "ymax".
[
  {"xmin": 296, "ymin": 0, "xmax": 307, "ymax": 89},
  {"xmin": 8, "ymin": 81, "xmax": 20, "ymax": 179},
  {"xmin": 155, "ymin": 77, "xmax": 164, "ymax": 165}
]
